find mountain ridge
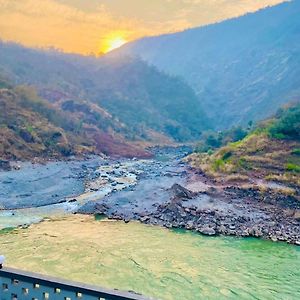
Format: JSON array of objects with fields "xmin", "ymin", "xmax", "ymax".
[{"xmin": 113, "ymin": 0, "xmax": 300, "ymax": 128}]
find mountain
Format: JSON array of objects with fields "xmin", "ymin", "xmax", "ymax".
[
  {"xmin": 0, "ymin": 42, "xmax": 211, "ymax": 144},
  {"xmin": 113, "ymin": 0, "xmax": 300, "ymax": 128}
]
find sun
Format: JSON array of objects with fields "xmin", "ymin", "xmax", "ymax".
[{"xmin": 104, "ymin": 36, "xmax": 127, "ymax": 53}]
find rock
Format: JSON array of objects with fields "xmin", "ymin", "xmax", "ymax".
[
  {"xmin": 190, "ymin": 210, "xmax": 197, "ymax": 216},
  {"xmin": 95, "ymin": 203, "xmax": 108, "ymax": 214},
  {"xmin": 251, "ymin": 226, "xmax": 263, "ymax": 237},
  {"xmin": 0, "ymin": 159, "xmax": 11, "ymax": 171},
  {"xmin": 229, "ymin": 224, "xmax": 236, "ymax": 230},
  {"xmin": 278, "ymin": 236, "xmax": 287, "ymax": 242},
  {"xmin": 68, "ymin": 199, "xmax": 77, "ymax": 203},
  {"xmin": 218, "ymin": 225, "xmax": 227, "ymax": 234},
  {"xmin": 186, "ymin": 221, "xmax": 194, "ymax": 229},
  {"xmin": 271, "ymin": 236, "xmax": 278, "ymax": 242},
  {"xmin": 180, "ymin": 211, "xmax": 187, "ymax": 218},
  {"xmin": 199, "ymin": 226, "xmax": 216, "ymax": 236},
  {"xmin": 241, "ymin": 228, "xmax": 250, "ymax": 236},
  {"xmin": 169, "ymin": 183, "xmax": 195, "ymax": 200},
  {"xmin": 206, "ymin": 222, "xmax": 216, "ymax": 229},
  {"xmin": 140, "ymin": 216, "xmax": 150, "ymax": 222}
]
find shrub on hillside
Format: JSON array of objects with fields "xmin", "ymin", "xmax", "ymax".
[
  {"xmin": 195, "ymin": 126, "xmax": 248, "ymax": 153},
  {"xmin": 269, "ymin": 104, "xmax": 300, "ymax": 140}
]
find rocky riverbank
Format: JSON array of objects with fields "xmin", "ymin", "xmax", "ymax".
[
  {"xmin": 83, "ymin": 163, "xmax": 300, "ymax": 245},
  {"xmin": 89, "ymin": 183, "xmax": 300, "ymax": 245},
  {"xmin": 0, "ymin": 147, "xmax": 191, "ymax": 228}
]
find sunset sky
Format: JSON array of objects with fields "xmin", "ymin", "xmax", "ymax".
[{"xmin": 0, "ymin": 0, "xmax": 286, "ymax": 55}]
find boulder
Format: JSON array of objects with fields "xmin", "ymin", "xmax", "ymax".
[
  {"xmin": 169, "ymin": 183, "xmax": 195, "ymax": 200},
  {"xmin": 199, "ymin": 226, "xmax": 216, "ymax": 236}
]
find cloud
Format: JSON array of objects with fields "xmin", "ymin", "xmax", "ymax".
[
  {"xmin": 170, "ymin": 0, "xmax": 286, "ymax": 25},
  {"xmin": 0, "ymin": 0, "xmax": 286, "ymax": 54},
  {"xmin": 0, "ymin": 0, "xmax": 150, "ymax": 54}
]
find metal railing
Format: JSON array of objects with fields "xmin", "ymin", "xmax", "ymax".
[{"xmin": 0, "ymin": 267, "xmax": 153, "ymax": 300}]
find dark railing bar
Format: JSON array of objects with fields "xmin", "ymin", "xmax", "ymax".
[{"xmin": 0, "ymin": 267, "xmax": 155, "ymax": 300}]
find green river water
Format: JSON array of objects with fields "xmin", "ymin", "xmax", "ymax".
[
  {"xmin": 1, "ymin": 217, "xmax": 300, "ymax": 300},
  {"xmin": 115, "ymin": 223, "xmax": 300, "ymax": 300}
]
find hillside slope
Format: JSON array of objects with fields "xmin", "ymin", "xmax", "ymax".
[
  {"xmin": 0, "ymin": 82, "xmax": 88, "ymax": 161},
  {"xmin": 0, "ymin": 42, "xmax": 210, "ymax": 142},
  {"xmin": 114, "ymin": 0, "xmax": 300, "ymax": 128},
  {"xmin": 0, "ymin": 77, "xmax": 152, "ymax": 164},
  {"xmin": 188, "ymin": 103, "xmax": 300, "ymax": 197}
]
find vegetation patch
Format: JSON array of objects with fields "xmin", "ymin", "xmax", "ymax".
[
  {"xmin": 269, "ymin": 104, "xmax": 300, "ymax": 141},
  {"xmin": 286, "ymin": 163, "xmax": 300, "ymax": 173},
  {"xmin": 212, "ymin": 158, "xmax": 225, "ymax": 172},
  {"xmin": 0, "ymin": 227, "xmax": 16, "ymax": 234},
  {"xmin": 291, "ymin": 148, "xmax": 300, "ymax": 156},
  {"xmin": 188, "ymin": 103, "xmax": 300, "ymax": 192}
]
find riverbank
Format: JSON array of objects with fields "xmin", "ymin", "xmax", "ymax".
[
  {"xmin": 0, "ymin": 146, "xmax": 299, "ymax": 244},
  {"xmin": 87, "ymin": 179, "xmax": 300, "ymax": 245},
  {"xmin": 0, "ymin": 147, "xmax": 190, "ymax": 227},
  {"xmin": 76, "ymin": 150, "xmax": 300, "ymax": 245},
  {"xmin": 1, "ymin": 215, "xmax": 299, "ymax": 300}
]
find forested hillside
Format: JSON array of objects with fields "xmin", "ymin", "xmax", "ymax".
[
  {"xmin": 0, "ymin": 76, "xmax": 152, "ymax": 162},
  {"xmin": 0, "ymin": 42, "xmax": 211, "ymax": 143},
  {"xmin": 115, "ymin": 0, "xmax": 300, "ymax": 128}
]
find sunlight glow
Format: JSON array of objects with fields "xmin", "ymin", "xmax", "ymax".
[{"xmin": 105, "ymin": 36, "xmax": 127, "ymax": 53}]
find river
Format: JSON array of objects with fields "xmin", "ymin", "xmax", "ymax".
[{"xmin": 1, "ymin": 216, "xmax": 300, "ymax": 300}]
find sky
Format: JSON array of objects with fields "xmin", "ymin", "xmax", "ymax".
[{"xmin": 0, "ymin": 0, "xmax": 286, "ymax": 55}]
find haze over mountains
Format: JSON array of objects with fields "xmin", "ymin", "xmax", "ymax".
[
  {"xmin": 0, "ymin": 0, "xmax": 299, "ymax": 161},
  {"xmin": 114, "ymin": 0, "xmax": 300, "ymax": 128},
  {"xmin": 0, "ymin": 43, "xmax": 210, "ymax": 147}
]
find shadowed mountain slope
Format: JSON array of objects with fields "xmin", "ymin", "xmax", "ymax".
[{"xmin": 114, "ymin": 0, "xmax": 300, "ymax": 128}]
